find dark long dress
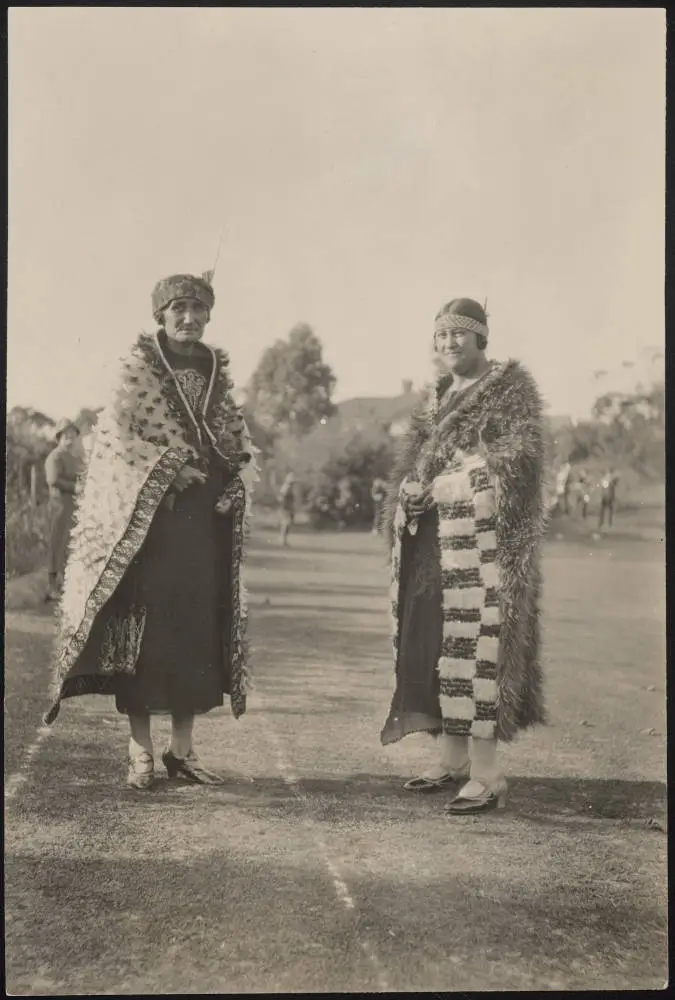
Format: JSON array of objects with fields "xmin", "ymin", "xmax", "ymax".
[
  {"xmin": 380, "ymin": 376, "xmax": 489, "ymax": 746},
  {"xmin": 380, "ymin": 509, "xmax": 443, "ymax": 744},
  {"xmin": 113, "ymin": 342, "xmax": 235, "ymax": 717}
]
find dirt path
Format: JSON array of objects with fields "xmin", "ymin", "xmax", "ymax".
[{"xmin": 4, "ymin": 532, "xmax": 668, "ymax": 993}]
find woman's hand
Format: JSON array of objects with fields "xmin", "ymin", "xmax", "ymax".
[
  {"xmin": 173, "ymin": 465, "xmax": 207, "ymax": 493},
  {"xmin": 216, "ymin": 497, "xmax": 233, "ymax": 515},
  {"xmin": 400, "ymin": 480, "xmax": 435, "ymax": 518},
  {"xmin": 407, "ymin": 487, "xmax": 435, "ymax": 518}
]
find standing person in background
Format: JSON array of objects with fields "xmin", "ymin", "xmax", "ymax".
[
  {"xmin": 370, "ymin": 476, "xmax": 387, "ymax": 535},
  {"xmin": 598, "ymin": 467, "xmax": 620, "ymax": 529},
  {"xmin": 576, "ymin": 468, "xmax": 590, "ymax": 519},
  {"xmin": 555, "ymin": 459, "xmax": 572, "ymax": 515},
  {"xmin": 278, "ymin": 472, "xmax": 297, "ymax": 547},
  {"xmin": 335, "ymin": 475, "xmax": 354, "ymax": 530},
  {"xmin": 44, "ymin": 419, "xmax": 82, "ymax": 602},
  {"xmin": 381, "ymin": 297, "xmax": 547, "ymax": 815}
]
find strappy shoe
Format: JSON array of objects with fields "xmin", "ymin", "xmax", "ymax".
[
  {"xmin": 127, "ymin": 749, "xmax": 155, "ymax": 790},
  {"xmin": 162, "ymin": 748, "xmax": 224, "ymax": 785},
  {"xmin": 445, "ymin": 776, "xmax": 508, "ymax": 814},
  {"xmin": 403, "ymin": 761, "xmax": 470, "ymax": 793}
]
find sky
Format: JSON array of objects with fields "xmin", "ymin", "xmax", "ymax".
[{"xmin": 8, "ymin": 7, "xmax": 665, "ymax": 421}]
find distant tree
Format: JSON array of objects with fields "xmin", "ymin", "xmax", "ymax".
[
  {"xmin": 244, "ymin": 323, "xmax": 336, "ymax": 439},
  {"xmin": 592, "ymin": 381, "xmax": 664, "ymax": 428},
  {"xmin": 7, "ymin": 406, "xmax": 55, "ymax": 437},
  {"xmin": 240, "ymin": 404, "xmax": 275, "ymax": 461},
  {"xmin": 271, "ymin": 417, "xmax": 395, "ymax": 528},
  {"xmin": 549, "ymin": 420, "xmax": 607, "ymax": 466},
  {"xmin": 74, "ymin": 407, "xmax": 102, "ymax": 433},
  {"xmin": 590, "ymin": 380, "xmax": 664, "ymax": 478},
  {"xmin": 545, "ymin": 376, "xmax": 665, "ymax": 486},
  {"xmin": 6, "ymin": 407, "xmax": 56, "ymax": 498}
]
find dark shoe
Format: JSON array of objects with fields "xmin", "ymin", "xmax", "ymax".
[
  {"xmin": 162, "ymin": 748, "xmax": 224, "ymax": 785},
  {"xmin": 403, "ymin": 762, "xmax": 470, "ymax": 793},
  {"xmin": 445, "ymin": 777, "xmax": 508, "ymax": 814}
]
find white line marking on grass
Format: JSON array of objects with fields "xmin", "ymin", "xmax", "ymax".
[
  {"xmin": 264, "ymin": 724, "xmax": 390, "ymax": 992},
  {"xmin": 5, "ymin": 724, "xmax": 54, "ymax": 803}
]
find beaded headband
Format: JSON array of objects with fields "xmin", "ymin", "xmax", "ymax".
[{"xmin": 434, "ymin": 314, "xmax": 489, "ymax": 339}]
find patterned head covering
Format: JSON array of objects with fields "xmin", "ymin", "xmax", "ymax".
[
  {"xmin": 151, "ymin": 274, "xmax": 215, "ymax": 324},
  {"xmin": 434, "ymin": 297, "xmax": 489, "ymax": 341}
]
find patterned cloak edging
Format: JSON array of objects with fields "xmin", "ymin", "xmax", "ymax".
[
  {"xmin": 383, "ymin": 359, "xmax": 548, "ymax": 743},
  {"xmin": 43, "ymin": 331, "xmax": 259, "ymax": 726}
]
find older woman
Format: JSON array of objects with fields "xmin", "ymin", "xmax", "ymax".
[
  {"xmin": 381, "ymin": 298, "xmax": 547, "ymax": 814},
  {"xmin": 44, "ymin": 273, "xmax": 258, "ymax": 790}
]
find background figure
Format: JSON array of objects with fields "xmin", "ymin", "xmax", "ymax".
[
  {"xmin": 334, "ymin": 475, "xmax": 354, "ymax": 530},
  {"xmin": 598, "ymin": 468, "xmax": 620, "ymax": 528},
  {"xmin": 44, "ymin": 419, "xmax": 82, "ymax": 601},
  {"xmin": 555, "ymin": 459, "xmax": 572, "ymax": 514},
  {"xmin": 370, "ymin": 476, "xmax": 387, "ymax": 534},
  {"xmin": 278, "ymin": 472, "xmax": 297, "ymax": 546},
  {"xmin": 575, "ymin": 467, "xmax": 590, "ymax": 519}
]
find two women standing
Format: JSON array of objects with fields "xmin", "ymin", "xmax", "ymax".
[{"xmin": 44, "ymin": 285, "xmax": 546, "ymax": 809}]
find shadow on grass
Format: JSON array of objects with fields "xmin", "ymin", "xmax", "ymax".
[
  {"xmin": 4, "ymin": 850, "xmax": 375, "ymax": 996},
  {"xmin": 11, "ymin": 722, "xmax": 666, "ymax": 832},
  {"xmin": 241, "ymin": 773, "xmax": 667, "ymax": 828},
  {"xmin": 5, "ymin": 823, "xmax": 667, "ymax": 994}
]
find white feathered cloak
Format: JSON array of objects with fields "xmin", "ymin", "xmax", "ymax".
[{"xmin": 44, "ymin": 331, "xmax": 258, "ymax": 725}]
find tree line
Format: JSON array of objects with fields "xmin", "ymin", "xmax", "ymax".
[{"xmin": 6, "ymin": 321, "xmax": 665, "ymax": 571}]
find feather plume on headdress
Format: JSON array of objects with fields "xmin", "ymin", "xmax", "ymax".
[{"xmin": 202, "ymin": 228, "xmax": 224, "ymax": 291}]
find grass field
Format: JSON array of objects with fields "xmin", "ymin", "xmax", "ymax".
[{"xmin": 4, "ymin": 524, "xmax": 667, "ymax": 994}]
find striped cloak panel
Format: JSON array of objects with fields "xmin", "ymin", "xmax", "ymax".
[{"xmin": 389, "ymin": 454, "xmax": 501, "ymax": 740}]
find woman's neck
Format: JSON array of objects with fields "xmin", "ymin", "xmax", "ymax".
[
  {"xmin": 451, "ymin": 356, "xmax": 490, "ymax": 392},
  {"xmin": 161, "ymin": 329, "xmax": 199, "ymax": 357},
  {"xmin": 165, "ymin": 338, "xmax": 196, "ymax": 357}
]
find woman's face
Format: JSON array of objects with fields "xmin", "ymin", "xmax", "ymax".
[
  {"xmin": 435, "ymin": 326, "xmax": 482, "ymax": 375},
  {"xmin": 163, "ymin": 297, "xmax": 210, "ymax": 345}
]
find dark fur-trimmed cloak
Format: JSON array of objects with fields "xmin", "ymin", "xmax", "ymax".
[{"xmin": 383, "ymin": 359, "xmax": 548, "ymax": 742}]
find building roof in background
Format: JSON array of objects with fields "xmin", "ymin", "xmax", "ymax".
[
  {"xmin": 337, "ymin": 390, "xmax": 571, "ymax": 434},
  {"xmin": 336, "ymin": 391, "xmax": 422, "ymax": 428}
]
